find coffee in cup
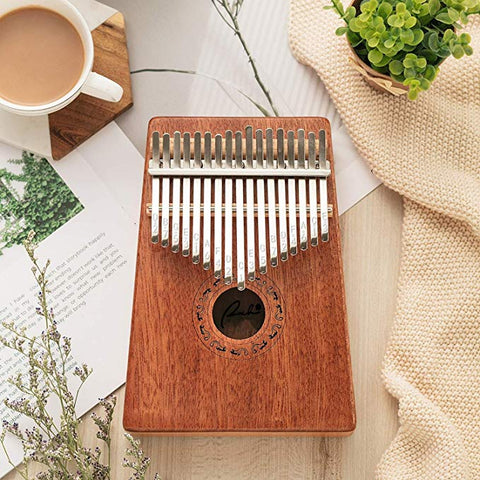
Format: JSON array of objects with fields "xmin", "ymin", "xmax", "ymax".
[
  {"xmin": 0, "ymin": 0, "xmax": 123, "ymax": 116},
  {"xmin": 0, "ymin": 7, "xmax": 85, "ymax": 106}
]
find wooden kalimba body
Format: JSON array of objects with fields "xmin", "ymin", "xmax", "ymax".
[{"xmin": 124, "ymin": 117, "xmax": 355, "ymax": 435}]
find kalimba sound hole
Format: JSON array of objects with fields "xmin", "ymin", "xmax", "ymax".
[{"xmin": 212, "ymin": 288, "xmax": 266, "ymax": 340}]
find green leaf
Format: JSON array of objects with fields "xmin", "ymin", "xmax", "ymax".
[
  {"xmin": 391, "ymin": 73, "xmax": 405, "ymax": 82},
  {"xmin": 403, "ymin": 53, "xmax": 416, "ymax": 68},
  {"xmin": 437, "ymin": 46, "xmax": 452, "ymax": 58},
  {"xmin": 388, "ymin": 14, "xmax": 405, "ymax": 27},
  {"xmin": 404, "ymin": 67, "xmax": 418, "ymax": 78},
  {"xmin": 424, "ymin": 65, "xmax": 438, "ymax": 80},
  {"xmin": 347, "ymin": 30, "xmax": 363, "ymax": 47},
  {"xmin": 372, "ymin": 16, "xmax": 385, "ymax": 28},
  {"xmin": 400, "ymin": 29, "xmax": 415, "ymax": 43},
  {"xmin": 452, "ymin": 45, "xmax": 464, "ymax": 58},
  {"xmin": 403, "ymin": 77, "xmax": 420, "ymax": 87},
  {"xmin": 447, "ymin": 8, "xmax": 460, "ymax": 21},
  {"xmin": 404, "ymin": 16, "xmax": 417, "ymax": 28},
  {"xmin": 443, "ymin": 29, "xmax": 455, "ymax": 43},
  {"xmin": 416, "ymin": 57, "xmax": 427, "ymax": 68},
  {"xmin": 389, "ymin": 59, "xmax": 404, "ymax": 75},
  {"xmin": 375, "ymin": 55, "xmax": 392, "ymax": 67},
  {"xmin": 428, "ymin": 0, "xmax": 441, "ymax": 15},
  {"xmin": 408, "ymin": 87, "xmax": 420, "ymax": 100},
  {"xmin": 336, "ymin": 26, "xmax": 349, "ymax": 35},
  {"xmin": 411, "ymin": 29, "xmax": 425, "ymax": 45},
  {"xmin": 418, "ymin": 4, "xmax": 430, "ymax": 16},
  {"xmin": 378, "ymin": 1, "xmax": 394, "ymax": 17},
  {"xmin": 408, "ymin": 89, "xmax": 419, "ymax": 99},
  {"xmin": 384, "ymin": 38, "xmax": 396, "ymax": 48},
  {"xmin": 360, "ymin": 0, "xmax": 378, "ymax": 13},
  {"xmin": 344, "ymin": 6, "xmax": 357, "ymax": 20},
  {"xmin": 419, "ymin": 78, "xmax": 431, "ymax": 90},
  {"xmin": 463, "ymin": 45, "xmax": 474, "ymax": 55},
  {"xmin": 349, "ymin": 17, "xmax": 363, "ymax": 32},
  {"xmin": 419, "ymin": 49, "xmax": 439, "ymax": 63},
  {"xmin": 376, "ymin": 21, "xmax": 387, "ymax": 33},
  {"xmin": 368, "ymin": 49, "xmax": 384, "ymax": 65},
  {"xmin": 436, "ymin": 11, "xmax": 455, "ymax": 23},
  {"xmin": 329, "ymin": 0, "xmax": 345, "ymax": 15},
  {"xmin": 403, "ymin": 43, "xmax": 417, "ymax": 52}
]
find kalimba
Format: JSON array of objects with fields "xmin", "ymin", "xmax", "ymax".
[{"xmin": 124, "ymin": 117, "xmax": 355, "ymax": 435}]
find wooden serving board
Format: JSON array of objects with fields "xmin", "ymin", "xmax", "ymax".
[
  {"xmin": 49, "ymin": 12, "xmax": 133, "ymax": 160},
  {"xmin": 124, "ymin": 117, "xmax": 356, "ymax": 436}
]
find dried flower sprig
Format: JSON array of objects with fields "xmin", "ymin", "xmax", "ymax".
[
  {"xmin": 0, "ymin": 232, "xmax": 159, "ymax": 480},
  {"xmin": 123, "ymin": 434, "xmax": 160, "ymax": 480}
]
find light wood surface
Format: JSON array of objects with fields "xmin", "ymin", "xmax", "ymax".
[{"xmin": 5, "ymin": 183, "xmax": 402, "ymax": 479}]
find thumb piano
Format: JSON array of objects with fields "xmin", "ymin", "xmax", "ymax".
[{"xmin": 124, "ymin": 117, "xmax": 355, "ymax": 435}]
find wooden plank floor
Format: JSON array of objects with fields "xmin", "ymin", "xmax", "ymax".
[{"xmin": 5, "ymin": 185, "xmax": 402, "ymax": 480}]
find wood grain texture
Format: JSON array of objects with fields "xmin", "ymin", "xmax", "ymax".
[
  {"xmin": 49, "ymin": 12, "xmax": 133, "ymax": 160},
  {"xmin": 124, "ymin": 117, "xmax": 355, "ymax": 435},
  {"xmin": 4, "ymin": 184, "xmax": 403, "ymax": 480}
]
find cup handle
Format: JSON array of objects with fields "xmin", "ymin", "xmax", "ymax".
[{"xmin": 81, "ymin": 72, "xmax": 124, "ymax": 103}]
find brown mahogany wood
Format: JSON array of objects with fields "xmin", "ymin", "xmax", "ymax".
[
  {"xmin": 49, "ymin": 13, "xmax": 133, "ymax": 160},
  {"xmin": 124, "ymin": 117, "xmax": 356, "ymax": 436}
]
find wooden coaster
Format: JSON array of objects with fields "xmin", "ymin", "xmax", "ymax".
[{"xmin": 49, "ymin": 12, "xmax": 133, "ymax": 160}]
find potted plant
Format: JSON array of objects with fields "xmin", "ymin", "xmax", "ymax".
[{"xmin": 328, "ymin": 0, "xmax": 480, "ymax": 99}]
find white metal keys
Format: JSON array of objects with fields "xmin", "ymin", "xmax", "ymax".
[{"xmin": 149, "ymin": 127, "xmax": 331, "ymax": 289}]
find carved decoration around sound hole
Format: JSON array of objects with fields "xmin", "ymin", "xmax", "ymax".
[{"xmin": 192, "ymin": 275, "xmax": 286, "ymax": 360}]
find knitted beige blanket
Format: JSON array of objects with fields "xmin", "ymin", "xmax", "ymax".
[{"xmin": 289, "ymin": 2, "xmax": 480, "ymax": 478}]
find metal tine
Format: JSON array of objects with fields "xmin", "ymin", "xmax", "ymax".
[
  {"xmin": 151, "ymin": 131, "xmax": 160, "ymax": 244},
  {"xmin": 298, "ymin": 129, "xmax": 308, "ymax": 251},
  {"xmin": 161, "ymin": 133, "xmax": 171, "ymax": 247},
  {"xmin": 235, "ymin": 131, "xmax": 245, "ymax": 291},
  {"xmin": 256, "ymin": 129, "xmax": 267, "ymax": 274},
  {"xmin": 287, "ymin": 130, "xmax": 298, "ymax": 255},
  {"xmin": 308, "ymin": 132, "xmax": 319, "ymax": 246},
  {"xmin": 277, "ymin": 128, "xmax": 288, "ymax": 261},
  {"xmin": 224, "ymin": 130, "xmax": 233, "ymax": 285},
  {"xmin": 213, "ymin": 134, "xmax": 223, "ymax": 278},
  {"xmin": 202, "ymin": 132, "xmax": 212, "ymax": 269},
  {"xmin": 192, "ymin": 132, "xmax": 202, "ymax": 264},
  {"xmin": 266, "ymin": 128, "xmax": 278, "ymax": 267},
  {"xmin": 319, "ymin": 129, "xmax": 329, "ymax": 242},
  {"xmin": 245, "ymin": 126, "xmax": 255, "ymax": 281},
  {"xmin": 171, "ymin": 132, "xmax": 181, "ymax": 252},
  {"xmin": 181, "ymin": 133, "xmax": 191, "ymax": 256}
]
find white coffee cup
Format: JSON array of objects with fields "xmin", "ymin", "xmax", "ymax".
[{"xmin": 0, "ymin": 0, "xmax": 124, "ymax": 116}]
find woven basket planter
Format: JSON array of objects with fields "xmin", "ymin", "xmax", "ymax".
[{"xmin": 347, "ymin": 0, "xmax": 410, "ymax": 96}]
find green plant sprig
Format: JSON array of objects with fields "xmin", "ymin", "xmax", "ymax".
[
  {"xmin": 211, "ymin": 0, "xmax": 279, "ymax": 116},
  {"xmin": 327, "ymin": 0, "xmax": 479, "ymax": 99},
  {"xmin": 132, "ymin": 0, "xmax": 280, "ymax": 117},
  {"xmin": 0, "ymin": 232, "xmax": 159, "ymax": 480}
]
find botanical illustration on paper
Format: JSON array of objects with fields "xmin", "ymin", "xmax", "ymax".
[{"xmin": 0, "ymin": 152, "xmax": 84, "ymax": 256}]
